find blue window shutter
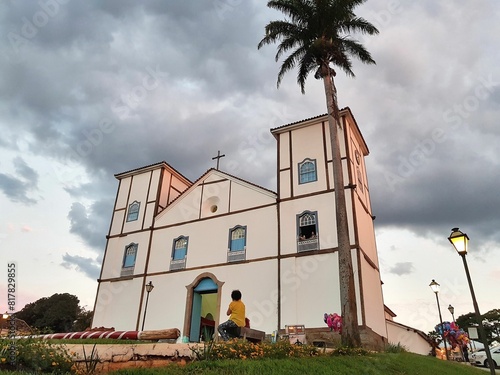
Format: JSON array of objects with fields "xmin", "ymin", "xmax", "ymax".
[
  {"xmin": 173, "ymin": 247, "xmax": 187, "ymax": 260},
  {"xmin": 299, "ymin": 160, "xmax": 317, "ymax": 184},
  {"xmin": 229, "ymin": 227, "xmax": 246, "ymax": 251},
  {"xmin": 127, "ymin": 201, "xmax": 140, "ymax": 222},
  {"xmin": 123, "ymin": 245, "xmax": 137, "ymax": 267},
  {"xmin": 231, "ymin": 238, "xmax": 245, "ymax": 251},
  {"xmin": 172, "ymin": 237, "xmax": 188, "ymax": 260}
]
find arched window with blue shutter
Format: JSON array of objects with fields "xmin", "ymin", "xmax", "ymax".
[
  {"xmin": 173, "ymin": 236, "xmax": 188, "ymax": 260},
  {"xmin": 121, "ymin": 243, "xmax": 138, "ymax": 276},
  {"xmin": 298, "ymin": 159, "xmax": 317, "ymax": 184},
  {"xmin": 228, "ymin": 225, "xmax": 247, "ymax": 262},
  {"xmin": 297, "ymin": 211, "xmax": 319, "ymax": 252},
  {"xmin": 170, "ymin": 236, "xmax": 189, "ymax": 271},
  {"xmin": 126, "ymin": 201, "xmax": 140, "ymax": 222},
  {"xmin": 230, "ymin": 227, "xmax": 246, "ymax": 251}
]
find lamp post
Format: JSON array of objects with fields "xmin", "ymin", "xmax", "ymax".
[
  {"xmin": 141, "ymin": 281, "xmax": 154, "ymax": 331},
  {"xmin": 448, "ymin": 304, "xmax": 455, "ymax": 322},
  {"xmin": 430, "ymin": 279, "xmax": 449, "ymax": 360},
  {"xmin": 448, "ymin": 228, "xmax": 495, "ymax": 374}
]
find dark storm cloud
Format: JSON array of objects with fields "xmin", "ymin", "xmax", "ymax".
[
  {"xmin": 13, "ymin": 156, "xmax": 38, "ymax": 182},
  {"xmin": 67, "ymin": 201, "xmax": 110, "ymax": 250},
  {"xmin": 61, "ymin": 253, "xmax": 100, "ymax": 280},
  {"xmin": 1, "ymin": 0, "xmax": 276, "ymax": 179},
  {"xmin": 0, "ymin": 157, "xmax": 38, "ymax": 204},
  {"xmin": 345, "ymin": 1, "xmax": 500, "ymax": 254},
  {"xmin": 366, "ymin": 76, "xmax": 500, "ymax": 251},
  {"xmin": 388, "ymin": 262, "xmax": 414, "ymax": 276}
]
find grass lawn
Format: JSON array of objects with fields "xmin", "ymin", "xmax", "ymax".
[
  {"xmin": 0, "ymin": 340, "xmax": 489, "ymax": 375},
  {"xmin": 108, "ymin": 352, "xmax": 487, "ymax": 375}
]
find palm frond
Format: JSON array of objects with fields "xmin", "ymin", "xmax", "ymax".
[
  {"xmin": 340, "ymin": 17, "xmax": 380, "ymax": 35},
  {"xmin": 297, "ymin": 50, "xmax": 319, "ymax": 93},
  {"xmin": 277, "ymin": 45, "xmax": 307, "ymax": 88},
  {"xmin": 341, "ymin": 38, "xmax": 375, "ymax": 65},
  {"xmin": 259, "ymin": 0, "xmax": 378, "ymax": 93}
]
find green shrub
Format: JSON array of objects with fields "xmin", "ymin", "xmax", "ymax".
[
  {"xmin": 385, "ymin": 342, "xmax": 408, "ymax": 353},
  {"xmin": 190, "ymin": 339, "xmax": 319, "ymax": 361},
  {"xmin": 328, "ymin": 345, "xmax": 373, "ymax": 356},
  {"xmin": 0, "ymin": 337, "xmax": 73, "ymax": 374}
]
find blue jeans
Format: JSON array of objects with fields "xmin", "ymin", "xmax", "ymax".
[{"xmin": 217, "ymin": 320, "xmax": 239, "ymax": 341}]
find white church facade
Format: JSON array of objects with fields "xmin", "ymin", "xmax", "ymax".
[{"xmin": 92, "ymin": 107, "xmax": 389, "ymax": 345}]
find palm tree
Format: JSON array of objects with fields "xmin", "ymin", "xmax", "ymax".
[{"xmin": 258, "ymin": 0, "xmax": 378, "ymax": 347}]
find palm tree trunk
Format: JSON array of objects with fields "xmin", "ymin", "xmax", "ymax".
[{"xmin": 321, "ymin": 64, "xmax": 361, "ymax": 347}]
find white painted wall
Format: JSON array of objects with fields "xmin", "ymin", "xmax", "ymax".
[
  {"xmin": 148, "ymin": 204, "xmax": 278, "ymax": 272},
  {"xmin": 279, "ymin": 170, "xmax": 291, "ymax": 199},
  {"xmin": 156, "ymin": 171, "xmax": 276, "ymax": 227},
  {"xmin": 229, "ymin": 181, "xmax": 275, "ymax": 212},
  {"xmin": 281, "ymin": 253, "xmax": 340, "ymax": 328},
  {"xmin": 200, "ymin": 179, "xmax": 230, "ymax": 219},
  {"xmin": 148, "ymin": 169, "xmax": 161, "ymax": 202},
  {"xmin": 109, "ymin": 210, "xmax": 125, "ymax": 236},
  {"xmin": 98, "ymin": 260, "xmax": 280, "ymax": 334},
  {"xmin": 386, "ymin": 321, "xmax": 431, "ymax": 355},
  {"xmin": 92, "ymin": 278, "xmax": 143, "ymax": 330},
  {"xmin": 279, "ymin": 131, "xmax": 290, "ymax": 170},
  {"xmin": 101, "ymin": 231, "xmax": 151, "ymax": 279},
  {"xmin": 360, "ymin": 257, "xmax": 387, "ymax": 337},
  {"xmin": 291, "ymin": 123, "xmax": 328, "ymax": 196},
  {"xmin": 354, "ymin": 197, "xmax": 378, "ymax": 266},
  {"xmin": 279, "ymin": 193, "xmax": 336, "ymax": 255},
  {"xmin": 115, "ymin": 178, "xmax": 131, "ymax": 210},
  {"xmin": 123, "ymin": 172, "xmax": 153, "ymax": 232}
]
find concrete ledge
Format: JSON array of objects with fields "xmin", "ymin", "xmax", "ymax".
[
  {"xmin": 66, "ymin": 343, "xmax": 196, "ymax": 362},
  {"xmin": 65, "ymin": 343, "xmax": 197, "ymax": 373}
]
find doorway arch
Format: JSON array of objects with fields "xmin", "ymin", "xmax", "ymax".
[{"xmin": 183, "ymin": 272, "xmax": 224, "ymax": 342}]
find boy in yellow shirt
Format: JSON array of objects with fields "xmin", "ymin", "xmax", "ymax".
[{"xmin": 217, "ymin": 290, "xmax": 246, "ymax": 341}]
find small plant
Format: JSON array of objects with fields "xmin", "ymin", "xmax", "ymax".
[
  {"xmin": 190, "ymin": 340, "xmax": 217, "ymax": 361},
  {"xmin": 190, "ymin": 339, "xmax": 318, "ymax": 361},
  {"xmin": 71, "ymin": 343, "xmax": 100, "ymax": 375},
  {"xmin": 0, "ymin": 341, "xmax": 9, "ymax": 365},
  {"xmin": 329, "ymin": 345, "xmax": 372, "ymax": 357},
  {"xmin": 0, "ymin": 336, "xmax": 73, "ymax": 374},
  {"xmin": 385, "ymin": 342, "xmax": 408, "ymax": 353}
]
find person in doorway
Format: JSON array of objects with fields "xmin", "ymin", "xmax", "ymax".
[{"xmin": 217, "ymin": 290, "xmax": 246, "ymax": 341}]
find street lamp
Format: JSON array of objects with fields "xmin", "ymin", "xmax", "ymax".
[
  {"xmin": 448, "ymin": 304, "xmax": 455, "ymax": 322},
  {"xmin": 141, "ymin": 281, "xmax": 154, "ymax": 331},
  {"xmin": 2, "ymin": 312, "xmax": 8, "ymax": 332},
  {"xmin": 429, "ymin": 279, "xmax": 449, "ymax": 360},
  {"xmin": 448, "ymin": 228, "xmax": 495, "ymax": 374}
]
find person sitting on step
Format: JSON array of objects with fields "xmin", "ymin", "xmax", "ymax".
[{"xmin": 217, "ymin": 289, "xmax": 246, "ymax": 341}]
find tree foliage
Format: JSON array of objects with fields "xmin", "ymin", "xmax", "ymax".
[
  {"xmin": 455, "ymin": 308, "xmax": 500, "ymax": 344},
  {"xmin": 72, "ymin": 308, "xmax": 93, "ymax": 332},
  {"xmin": 258, "ymin": 0, "xmax": 378, "ymax": 93},
  {"xmin": 14, "ymin": 293, "xmax": 89, "ymax": 333}
]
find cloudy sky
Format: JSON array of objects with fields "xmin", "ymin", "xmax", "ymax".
[{"xmin": 0, "ymin": 0, "xmax": 498, "ymax": 333}]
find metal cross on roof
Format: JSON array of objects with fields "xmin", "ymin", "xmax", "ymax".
[{"xmin": 212, "ymin": 150, "xmax": 225, "ymax": 170}]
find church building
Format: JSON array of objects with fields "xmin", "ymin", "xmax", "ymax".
[{"xmin": 92, "ymin": 107, "xmax": 388, "ymax": 345}]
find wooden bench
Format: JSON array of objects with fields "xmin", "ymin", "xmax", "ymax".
[
  {"xmin": 239, "ymin": 327, "xmax": 266, "ymax": 343},
  {"xmin": 226, "ymin": 326, "xmax": 266, "ymax": 343}
]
